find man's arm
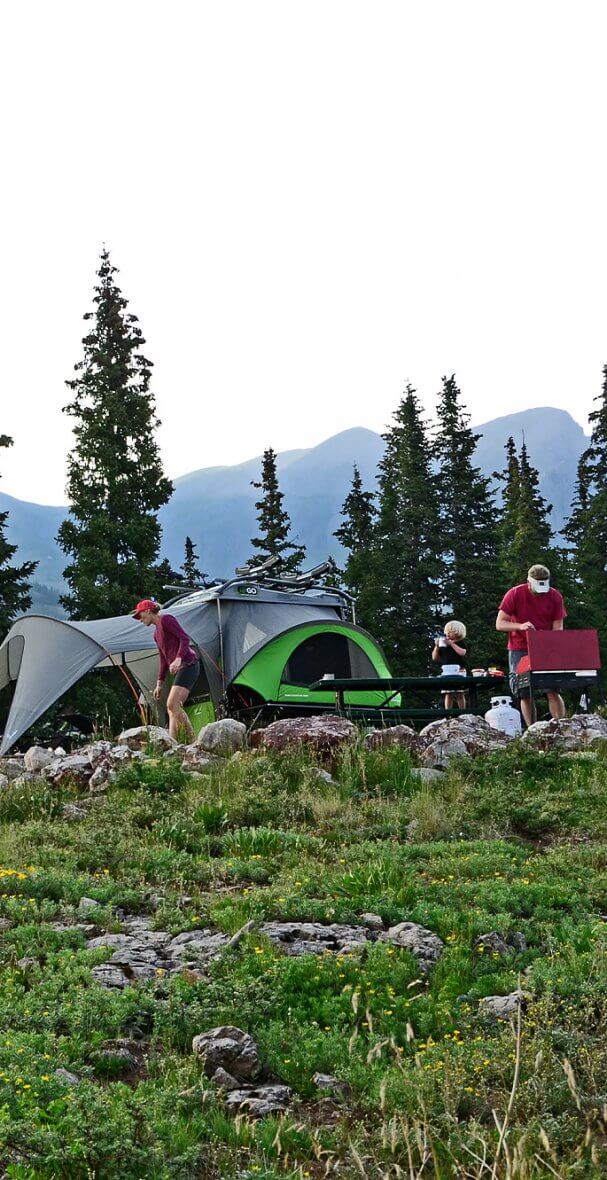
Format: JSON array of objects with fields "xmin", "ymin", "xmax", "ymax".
[
  {"xmin": 496, "ymin": 610, "xmax": 535, "ymax": 633},
  {"xmin": 552, "ymin": 618, "xmax": 564, "ymax": 631}
]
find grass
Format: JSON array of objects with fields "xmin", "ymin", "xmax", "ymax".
[{"xmin": 0, "ymin": 741, "xmax": 605, "ymax": 1175}]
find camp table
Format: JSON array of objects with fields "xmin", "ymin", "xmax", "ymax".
[{"xmin": 308, "ymin": 674, "xmax": 505, "ymax": 720}]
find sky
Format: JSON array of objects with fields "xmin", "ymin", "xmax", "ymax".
[{"xmin": 1, "ymin": 0, "xmax": 606, "ymax": 505}]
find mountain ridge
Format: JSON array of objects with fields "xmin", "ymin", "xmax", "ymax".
[{"xmin": 0, "ymin": 408, "xmax": 588, "ymax": 592}]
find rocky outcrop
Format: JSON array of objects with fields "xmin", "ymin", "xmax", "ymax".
[
  {"xmin": 473, "ymin": 930, "xmax": 527, "ymax": 958},
  {"xmin": 223, "ymin": 1084, "xmax": 292, "ymax": 1116},
  {"xmin": 259, "ymin": 921, "xmax": 370, "ymax": 956},
  {"xmin": 478, "ymin": 990, "xmax": 526, "ymax": 1020},
  {"xmin": 88, "ymin": 917, "xmax": 231, "ymax": 989}
]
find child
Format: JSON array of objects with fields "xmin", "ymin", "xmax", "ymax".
[{"xmin": 432, "ymin": 620, "xmax": 468, "ymax": 710}]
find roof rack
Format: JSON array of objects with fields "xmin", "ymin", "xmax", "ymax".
[{"xmin": 163, "ymin": 559, "xmax": 356, "ymax": 621}]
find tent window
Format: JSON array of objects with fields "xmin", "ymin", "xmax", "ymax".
[{"xmin": 282, "ymin": 632, "xmax": 375, "ymax": 686}]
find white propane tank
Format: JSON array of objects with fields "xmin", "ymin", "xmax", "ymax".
[{"xmin": 484, "ymin": 696, "xmax": 522, "ymax": 737}]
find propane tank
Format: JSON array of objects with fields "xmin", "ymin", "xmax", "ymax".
[{"xmin": 484, "ymin": 695, "xmax": 522, "ymax": 737}]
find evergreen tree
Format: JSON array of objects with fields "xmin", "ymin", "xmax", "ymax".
[
  {"xmin": 250, "ymin": 448, "xmax": 306, "ymax": 573},
  {"xmin": 373, "ymin": 387, "xmax": 442, "ymax": 674},
  {"xmin": 434, "ymin": 375, "xmax": 500, "ymax": 662},
  {"xmin": 334, "ymin": 464, "xmax": 378, "ymax": 628},
  {"xmin": 495, "ymin": 436, "xmax": 521, "ymax": 580},
  {"xmin": 181, "ymin": 536, "xmax": 206, "ymax": 585},
  {"xmin": 503, "ymin": 440, "xmax": 556, "ymax": 578},
  {"xmin": 57, "ymin": 250, "xmax": 173, "ymax": 619},
  {"xmin": 563, "ymin": 365, "xmax": 607, "ymax": 640},
  {"xmin": 0, "ymin": 435, "xmax": 37, "ymax": 637}
]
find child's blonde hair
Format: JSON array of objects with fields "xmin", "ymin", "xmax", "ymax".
[{"xmin": 444, "ymin": 619, "xmax": 466, "ymax": 639}]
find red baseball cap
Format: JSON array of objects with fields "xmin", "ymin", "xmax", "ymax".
[{"xmin": 133, "ymin": 599, "xmax": 159, "ymax": 618}]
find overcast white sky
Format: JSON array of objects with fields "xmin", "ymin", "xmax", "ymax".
[{"xmin": 1, "ymin": 0, "xmax": 605, "ymax": 504}]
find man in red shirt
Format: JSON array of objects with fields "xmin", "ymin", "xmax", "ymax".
[{"xmin": 496, "ymin": 563, "xmax": 567, "ymax": 727}]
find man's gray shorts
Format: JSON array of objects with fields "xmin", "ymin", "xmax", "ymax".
[{"xmin": 508, "ymin": 650, "xmax": 530, "ymax": 699}]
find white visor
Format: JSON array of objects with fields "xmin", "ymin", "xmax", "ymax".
[{"xmin": 529, "ymin": 576, "xmax": 550, "ymax": 594}]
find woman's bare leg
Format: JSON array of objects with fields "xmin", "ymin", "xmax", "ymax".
[{"xmin": 166, "ymin": 685, "xmax": 195, "ymax": 742}]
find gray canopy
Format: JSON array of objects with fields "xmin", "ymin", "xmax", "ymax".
[{"xmin": 0, "ymin": 586, "xmax": 342, "ymax": 754}]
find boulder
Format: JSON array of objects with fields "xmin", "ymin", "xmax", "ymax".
[
  {"xmin": 79, "ymin": 740, "xmax": 114, "ymax": 766},
  {"xmin": 88, "ymin": 760, "xmax": 111, "ymax": 792},
  {"xmin": 473, "ymin": 931, "xmax": 511, "ymax": 958},
  {"xmin": 0, "ymin": 774, "xmax": 8, "ymax": 790},
  {"xmin": 360, "ymin": 913, "xmax": 384, "ymax": 932},
  {"xmin": 180, "ymin": 745, "xmax": 215, "ymax": 772},
  {"xmin": 196, "ymin": 719, "xmax": 246, "ymax": 756},
  {"xmin": 49, "ymin": 754, "xmax": 93, "ymax": 787},
  {"xmin": 107, "ymin": 746, "xmax": 133, "ymax": 766},
  {"xmin": 363, "ymin": 725, "xmax": 423, "ymax": 753},
  {"xmin": 410, "ymin": 767, "xmax": 444, "ymax": 783},
  {"xmin": 478, "ymin": 990, "xmax": 526, "ymax": 1019},
  {"xmin": 379, "ymin": 922, "xmax": 444, "ymax": 972},
  {"xmin": 419, "ymin": 715, "xmax": 510, "ymax": 766},
  {"xmin": 192, "ymin": 1026, "xmax": 260, "ymax": 1080},
  {"xmin": 24, "ymin": 745, "xmax": 55, "ymax": 772},
  {"xmin": 54, "ymin": 1068, "xmax": 80, "ymax": 1086},
  {"xmin": 78, "ymin": 896, "xmax": 101, "ymax": 914},
  {"xmin": 0, "ymin": 757, "xmax": 25, "ymax": 782},
  {"xmin": 117, "ymin": 726, "xmax": 176, "ymax": 752},
  {"xmin": 258, "ymin": 715, "xmax": 357, "ymax": 755},
  {"xmin": 223, "ymin": 1083, "xmax": 292, "ymax": 1116},
  {"xmin": 522, "ymin": 714, "xmax": 607, "ymax": 752}
]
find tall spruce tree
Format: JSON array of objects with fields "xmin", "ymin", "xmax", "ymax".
[
  {"xmin": 434, "ymin": 375, "xmax": 500, "ymax": 662},
  {"xmin": 334, "ymin": 464, "xmax": 378, "ymax": 628},
  {"xmin": 563, "ymin": 365, "xmax": 607, "ymax": 640},
  {"xmin": 57, "ymin": 250, "xmax": 172, "ymax": 618},
  {"xmin": 181, "ymin": 536, "xmax": 206, "ymax": 585},
  {"xmin": 250, "ymin": 448, "xmax": 306, "ymax": 573},
  {"xmin": 495, "ymin": 436, "xmax": 521, "ymax": 581},
  {"xmin": 504, "ymin": 440, "xmax": 556, "ymax": 578},
  {"xmin": 0, "ymin": 435, "xmax": 37, "ymax": 637},
  {"xmin": 373, "ymin": 387, "xmax": 442, "ymax": 674}
]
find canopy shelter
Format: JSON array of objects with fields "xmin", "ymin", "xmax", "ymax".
[{"xmin": 0, "ymin": 573, "xmax": 392, "ymax": 754}]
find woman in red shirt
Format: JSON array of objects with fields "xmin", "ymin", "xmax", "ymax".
[{"xmin": 133, "ymin": 599, "xmax": 200, "ymax": 741}]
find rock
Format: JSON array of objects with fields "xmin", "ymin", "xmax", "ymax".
[
  {"xmin": 78, "ymin": 896, "xmax": 101, "ymax": 914},
  {"xmin": 379, "ymin": 922, "xmax": 444, "ymax": 972},
  {"xmin": 117, "ymin": 726, "xmax": 176, "ymax": 752},
  {"xmin": 223, "ymin": 1084, "xmax": 292, "ymax": 1116},
  {"xmin": 17, "ymin": 956, "xmax": 37, "ymax": 970},
  {"xmin": 312, "ymin": 767, "xmax": 337, "ymax": 785},
  {"xmin": 259, "ymin": 921, "xmax": 370, "ymax": 956},
  {"xmin": 53, "ymin": 747, "xmax": 67, "ymax": 757},
  {"xmin": 196, "ymin": 719, "xmax": 246, "ymax": 756},
  {"xmin": 91, "ymin": 964, "xmax": 129, "ymax": 989},
  {"xmin": 89, "ymin": 761, "xmax": 111, "ymax": 792},
  {"xmin": 360, "ymin": 913, "xmax": 384, "ymax": 932},
  {"xmin": 0, "ymin": 774, "xmax": 8, "ymax": 789},
  {"xmin": 79, "ymin": 740, "xmax": 114, "ymax": 766},
  {"xmin": 61, "ymin": 803, "xmax": 89, "ymax": 821},
  {"xmin": 410, "ymin": 767, "xmax": 444, "ymax": 783},
  {"xmin": 107, "ymin": 746, "xmax": 133, "ymax": 766},
  {"xmin": 509, "ymin": 932, "xmax": 528, "ymax": 953},
  {"xmin": 192, "ymin": 1026, "xmax": 260, "ymax": 1080},
  {"xmin": 473, "ymin": 931, "xmax": 512, "ymax": 958},
  {"xmin": 418, "ymin": 716, "xmax": 511, "ymax": 767},
  {"xmin": 180, "ymin": 745, "xmax": 215, "ymax": 772},
  {"xmin": 210, "ymin": 1067, "xmax": 241, "ymax": 1091},
  {"xmin": 54, "ymin": 1068, "xmax": 80, "ymax": 1086},
  {"xmin": 0, "ymin": 757, "xmax": 25, "ymax": 781},
  {"xmin": 167, "ymin": 929, "xmax": 231, "ymax": 961},
  {"xmin": 522, "ymin": 714, "xmax": 607, "ymax": 752},
  {"xmin": 24, "ymin": 745, "xmax": 55, "ymax": 772},
  {"xmin": 312, "ymin": 1072, "xmax": 352, "ymax": 1100},
  {"xmin": 98, "ymin": 1043, "xmax": 140, "ymax": 1070},
  {"xmin": 0, "ymin": 918, "xmax": 14, "ymax": 932},
  {"xmin": 49, "ymin": 754, "xmax": 93, "ymax": 787},
  {"xmin": 363, "ymin": 725, "xmax": 423, "ymax": 753},
  {"xmin": 478, "ymin": 990, "xmax": 526, "ymax": 1020},
  {"xmin": 258, "ymin": 715, "xmax": 357, "ymax": 756}
]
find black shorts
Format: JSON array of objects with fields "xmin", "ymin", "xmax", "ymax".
[{"xmin": 173, "ymin": 661, "xmax": 200, "ymax": 691}]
